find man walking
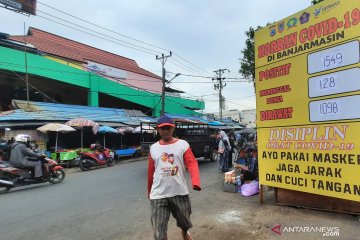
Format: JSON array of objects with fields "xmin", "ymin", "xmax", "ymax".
[{"xmin": 148, "ymin": 116, "xmax": 201, "ymax": 240}]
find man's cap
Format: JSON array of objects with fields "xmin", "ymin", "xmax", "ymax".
[{"xmin": 157, "ymin": 116, "xmax": 175, "ymax": 127}]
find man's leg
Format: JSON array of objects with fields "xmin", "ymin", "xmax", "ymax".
[
  {"xmin": 228, "ymin": 152, "xmax": 233, "ymax": 168},
  {"xmin": 150, "ymin": 198, "xmax": 170, "ymax": 240},
  {"xmin": 24, "ymin": 160, "xmax": 42, "ymax": 178},
  {"xmin": 168, "ymin": 195, "xmax": 193, "ymax": 239}
]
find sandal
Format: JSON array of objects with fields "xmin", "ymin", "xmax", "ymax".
[{"xmin": 181, "ymin": 231, "xmax": 193, "ymax": 240}]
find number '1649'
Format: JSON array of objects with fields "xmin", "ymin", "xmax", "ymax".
[{"xmin": 323, "ymin": 52, "xmax": 343, "ymax": 68}]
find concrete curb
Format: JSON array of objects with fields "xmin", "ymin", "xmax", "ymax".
[{"xmin": 62, "ymin": 155, "xmax": 148, "ymax": 173}]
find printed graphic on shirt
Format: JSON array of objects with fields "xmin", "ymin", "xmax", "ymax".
[
  {"xmin": 170, "ymin": 166, "xmax": 178, "ymax": 176},
  {"xmin": 161, "ymin": 152, "xmax": 175, "ymax": 164},
  {"xmin": 160, "ymin": 166, "xmax": 179, "ymax": 177},
  {"xmin": 160, "ymin": 152, "xmax": 179, "ymax": 177}
]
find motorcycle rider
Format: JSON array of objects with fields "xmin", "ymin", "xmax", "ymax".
[{"xmin": 9, "ymin": 134, "xmax": 45, "ymax": 180}]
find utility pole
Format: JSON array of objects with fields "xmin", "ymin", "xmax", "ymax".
[
  {"xmin": 156, "ymin": 51, "xmax": 172, "ymax": 116},
  {"xmin": 24, "ymin": 22, "xmax": 30, "ymax": 108},
  {"xmin": 213, "ymin": 69, "xmax": 229, "ymax": 120}
]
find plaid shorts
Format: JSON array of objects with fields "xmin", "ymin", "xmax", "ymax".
[{"xmin": 150, "ymin": 195, "xmax": 192, "ymax": 240}]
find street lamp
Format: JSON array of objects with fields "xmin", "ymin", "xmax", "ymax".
[
  {"xmin": 161, "ymin": 73, "xmax": 181, "ymax": 116},
  {"xmin": 168, "ymin": 73, "xmax": 181, "ymax": 83}
]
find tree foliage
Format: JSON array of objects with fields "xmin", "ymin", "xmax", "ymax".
[
  {"xmin": 239, "ymin": 27, "xmax": 255, "ymax": 88},
  {"xmin": 239, "ymin": 26, "xmax": 262, "ymax": 90}
]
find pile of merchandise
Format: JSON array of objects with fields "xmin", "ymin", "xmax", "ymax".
[{"xmin": 222, "ymin": 170, "xmax": 241, "ymax": 193}]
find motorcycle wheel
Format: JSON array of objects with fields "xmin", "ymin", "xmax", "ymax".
[
  {"xmin": 0, "ymin": 177, "xmax": 12, "ymax": 194},
  {"xmin": 79, "ymin": 159, "xmax": 92, "ymax": 171},
  {"xmin": 0, "ymin": 185, "xmax": 11, "ymax": 194},
  {"xmin": 106, "ymin": 157, "xmax": 115, "ymax": 167},
  {"xmin": 210, "ymin": 150, "xmax": 218, "ymax": 162},
  {"xmin": 48, "ymin": 169, "xmax": 66, "ymax": 184}
]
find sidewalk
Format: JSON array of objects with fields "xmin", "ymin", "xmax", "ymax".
[
  {"xmin": 163, "ymin": 175, "xmax": 360, "ymax": 240},
  {"xmin": 62, "ymin": 155, "xmax": 148, "ymax": 173},
  {"xmin": 62, "ymin": 157, "xmax": 359, "ymax": 239}
]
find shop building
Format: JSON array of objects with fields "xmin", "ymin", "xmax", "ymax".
[{"xmin": 0, "ymin": 27, "xmax": 204, "ymax": 116}]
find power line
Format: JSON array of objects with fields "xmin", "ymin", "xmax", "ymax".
[
  {"xmin": 224, "ymin": 99, "xmax": 254, "ymax": 109},
  {"xmin": 7, "ymin": 67, "xmax": 251, "ymax": 113},
  {"xmin": 173, "ymin": 53, "xmax": 212, "ymax": 75},
  {"xmin": 166, "ymin": 71, "xmax": 252, "ymax": 81},
  {"xmin": 4, "ymin": 2, "xmax": 222, "ymax": 88},
  {"xmin": 1, "ymin": 62, "xmax": 248, "ymax": 85},
  {"xmin": 34, "ymin": 1, "xmax": 212, "ymax": 77},
  {"xmin": 36, "ymin": 14, "xmax": 157, "ymax": 56},
  {"xmin": 167, "ymin": 71, "xmax": 213, "ymax": 79},
  {"xmin": 37, "ymin": 0, "xmax": 170, "ymax": 52},
  {"xmin": 37, "ymin": 1, "xmax": 211, "ymax": 76},
  {"xmin": 168, "ymin": 59, "xmax": 204, "ymax": 75},
  {"xmin": 3, "ymin": 71, "xmax": 206, "ymax": 102},
  {"xmin": 35, "ymin": 9, "xmax": 163, "ymax": 55},
  {"xmin": 11, "ymin": 71, "xmax": 59, "ymax": 103}
]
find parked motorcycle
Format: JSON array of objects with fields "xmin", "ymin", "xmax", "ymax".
[
  {"xmin": 78, "ymin": 144, "xmax": 115, "ymax": 171},
  {"xmin": 0, "ymin": 157, "xmax": 66, "ymax": 193}
]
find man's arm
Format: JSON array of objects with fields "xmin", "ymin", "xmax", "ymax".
[
  {"xmin": 183, "ymin": 148, "xmax": 201, "ymax": 191},
  {"xmin": 19, "ymin": 144, "xmax": 42, "ymax": 158},
  {"xmin": 147, "ymin": 155, "xmax": 155, "ymax": 197}
]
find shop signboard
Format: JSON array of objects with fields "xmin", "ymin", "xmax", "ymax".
[
  {"xmin": 255, "ymin": 0, "xmax": 360, "ymax": 201},
  {"xmin": 0, "ymin": 0, "xmax": 36, "ymax": 15},
  {"xmin": 87, "ymin": 61, "xmax": 128, "ymax": 80}
]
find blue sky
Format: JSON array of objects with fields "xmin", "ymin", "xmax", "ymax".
[{"xmin": 1, "ymin": 0, "xmax": 311, "ymax": 113}]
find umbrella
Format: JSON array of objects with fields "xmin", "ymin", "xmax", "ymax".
[
  {"xmin": 37, "ymin": 123, "xmax": 76, "ymax": 152},
  {"xmin": 116, "ymin": 127, "xmax": 134, "ymax": 148},
  {"xmin": 97, "ymin": 125, "xmax": 118, "ymax": 147},
  {"xmin": 65, "ymin": 118, "xmax": 99, "ymax": 148},
  {"xmin": 117, "ymin": 126, "xmax": 134, "ymax": 135}
]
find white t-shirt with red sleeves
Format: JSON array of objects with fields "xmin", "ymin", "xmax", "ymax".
[{"xmin": 149, "ymin": 139, "xmax": 191, "ymax": 200}]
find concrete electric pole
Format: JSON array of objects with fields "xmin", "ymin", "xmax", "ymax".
[
  {"xmin": 156, "ymin": 52, "xmax": 172, "ymax": 116},
  {"xmin": 213, "ymin": 69, "xmax": 229, "ymax": 120}
]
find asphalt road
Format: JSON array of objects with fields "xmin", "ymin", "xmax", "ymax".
[
  {"xmin": 0, "ymin": 157, "xmax": 222, "ymax": 240},
  {"xmin": 1, "ymin": 157, "xmax": 359, "ymax": 240}
]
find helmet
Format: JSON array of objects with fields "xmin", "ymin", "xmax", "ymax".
[{"xmin": 15, "ymin": 134, "xmax": 31, "ymax": 143}]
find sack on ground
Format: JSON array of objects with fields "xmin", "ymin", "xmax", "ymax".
[{"xmin": 241, "ymin": 180, "xmax": 259, "ymax": 196}]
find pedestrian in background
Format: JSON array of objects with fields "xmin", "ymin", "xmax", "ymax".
[
  {"xmin": 215, "ymin": 128, "xmax": 231, "ymax": 172},
  {"xmin": 148, "ymin": 115, "xmax": 201, "ymax": 240},
  {"xmin": 227, "ymin": 131, "xmax": 236, "ymax": 169}
]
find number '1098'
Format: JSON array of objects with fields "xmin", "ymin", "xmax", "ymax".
[{"xmin": 319, "ymin": 101, "xmax": 339, "ymax": 115}]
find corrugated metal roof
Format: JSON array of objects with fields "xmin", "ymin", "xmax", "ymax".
[
  {"xmin": 0, "ymin": 100, "xmax": 154, "ymax": 126},
  {"xmin": 124, "ymin": 109, "xmax": 148, "ymax": 117},
  {"xmin": 9, "ymin": 27, "xmax": 160, "ymax": 79},
  {"xmin": 165, "ymin": 114, "xmax": 208, "ymax": 124}
]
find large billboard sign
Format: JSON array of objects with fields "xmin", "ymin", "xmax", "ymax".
[
  {"xmin": 0, "ymin": 0, "xmax": 36, "ymax": 15},
  {"xmin": 255, "ymin": 0, "xmax": 360, "ymax": 201}
]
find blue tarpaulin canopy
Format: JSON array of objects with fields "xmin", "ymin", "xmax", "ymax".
[
  {"xmin": 96, "ymin": 125, "xmax": 118, "ymax": 147},
  {"xmin": 97, "ymin": 126, "xmax": 118, "ymax": 134},
  {"xmin": 208, "ymin": 121, "xmax": 226, "ymax": 126}
]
